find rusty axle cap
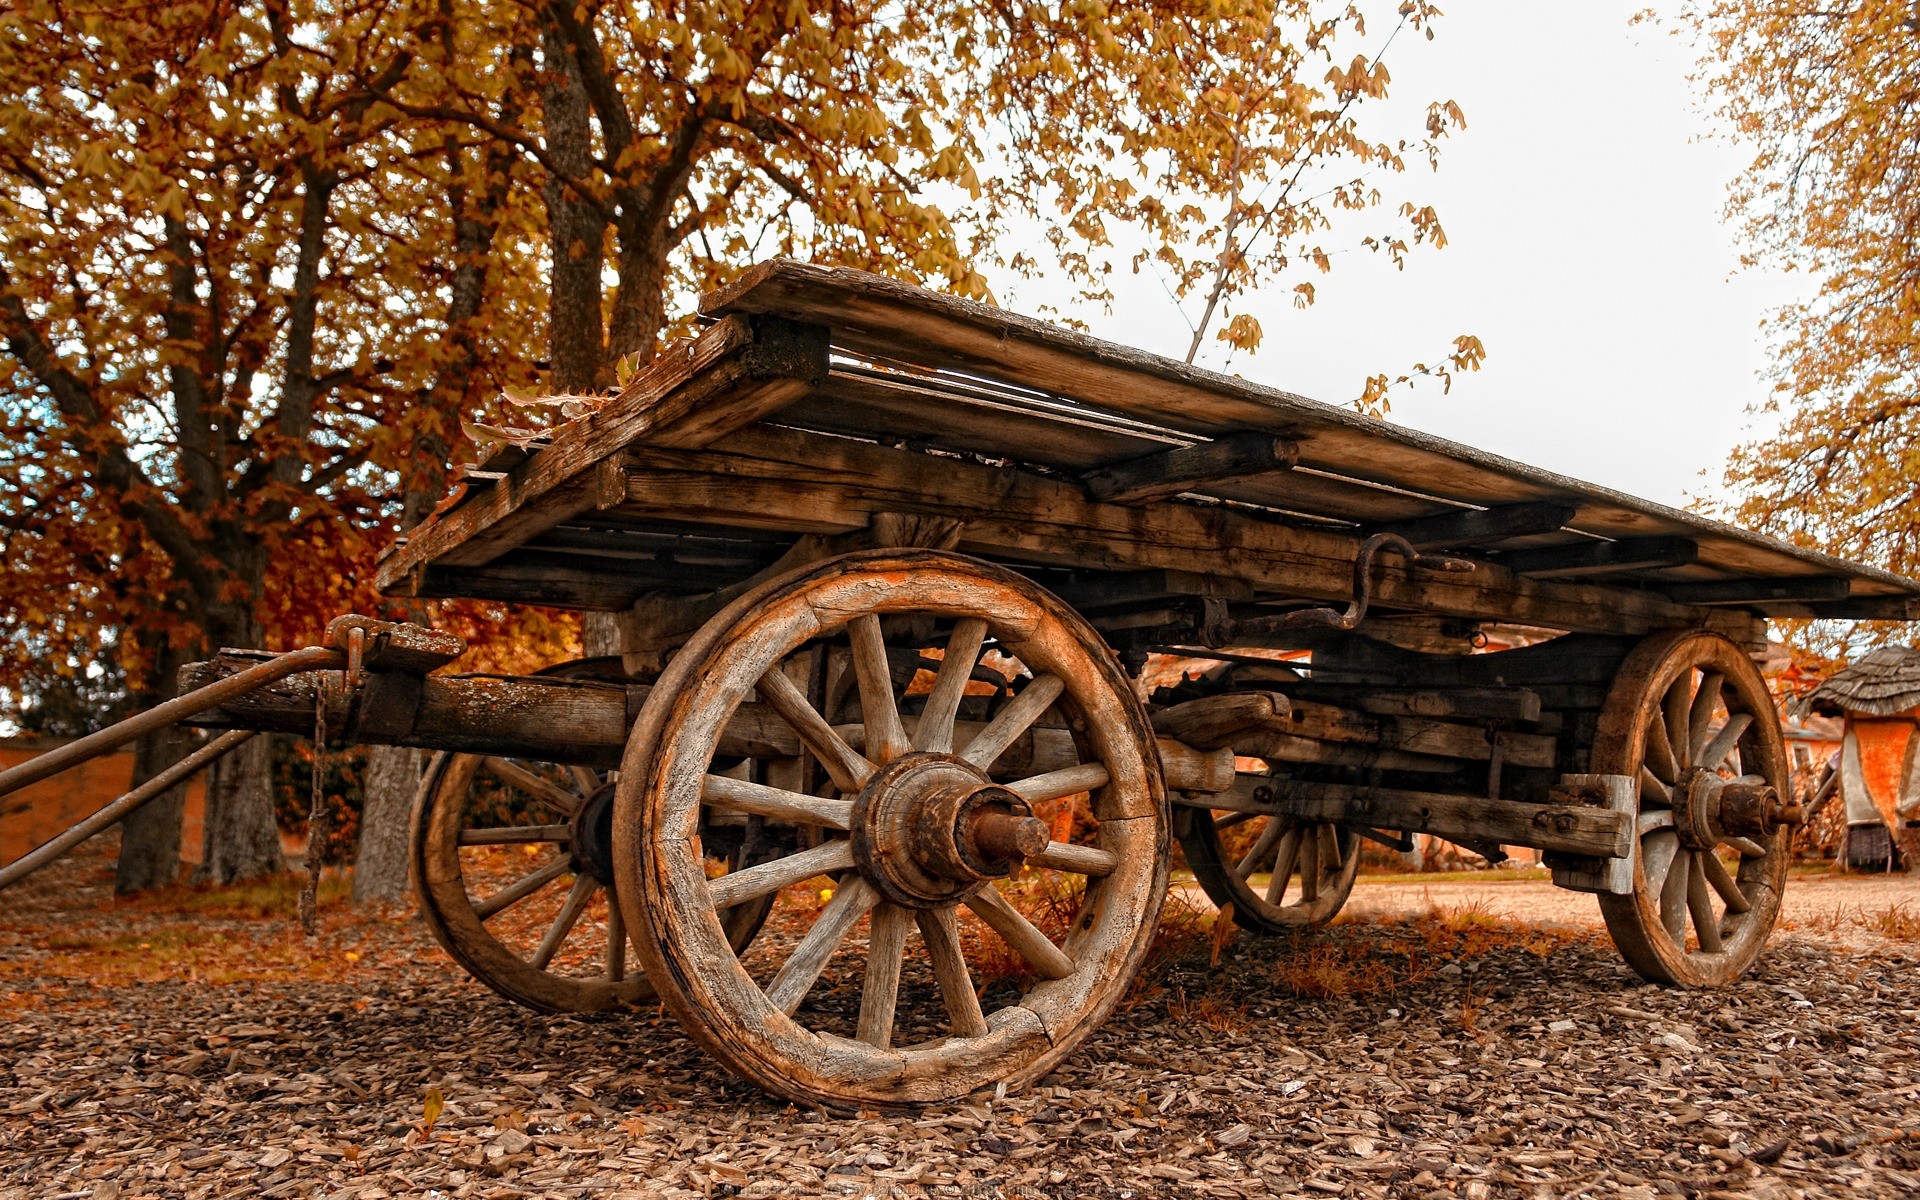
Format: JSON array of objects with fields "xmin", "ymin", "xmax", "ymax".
[
  {"xmin": 1675, "ymin": 768, "xmax": 1804, "ymax": 849},
  {"xmin": 850, "ymin": 753, "xmax": 1050, "ymax": 908}
]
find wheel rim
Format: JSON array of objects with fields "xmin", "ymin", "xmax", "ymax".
[
  {"xmin": 412, "ymin": 752, "xmax": 775, "ymax": 1013},
  {"xmin": 1180, "ymin": 802, "xmax": 1361, "ymax": 931},
  {"xmin": 615, "ymin": 549, "xmax": 1168, "ymax": 1106},
  {"xmin": 1593, "ymin": 631, "xmax": 1790, "ymax": 987}
]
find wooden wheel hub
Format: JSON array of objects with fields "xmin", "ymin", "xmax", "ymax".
[
  {"xmin": 567, "ymin": 782, "xmax": 619, "ymax": 886},
  {"xmin": 1674, "ymin": 769, "xmax": 1795, "ymax": 850},
  {"xmin": 850, "ymin": 752, "xmax": 1049, "ymax": 907}
]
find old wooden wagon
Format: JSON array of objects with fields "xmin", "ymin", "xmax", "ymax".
[{"xmin": 5, "ymin": 260, "xmax": 1918, "ymax": 1107}]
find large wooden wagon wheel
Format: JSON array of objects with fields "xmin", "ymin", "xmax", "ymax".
[
  {"xmin": 1179, "ymin": 796, "xmax": 1361, "ymax": 932},
  {"xmin": 614, "ymin": 549, "xmax": 1168, "ymax": 1107},
  {"xmin": 1593, "ymin": 630, "xmax": 1795, "ymax": 987},
  {"xmin": 411, "ymin": 666, "xmax": 778, "ymax": 1013}
]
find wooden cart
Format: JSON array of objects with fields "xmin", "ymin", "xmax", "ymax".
[{"xmin": 9, "ymin": 260, "xmax": 1918, "ymax": 1108}]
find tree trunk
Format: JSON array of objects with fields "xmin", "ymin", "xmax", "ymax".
[
  {"xmin": 539, "ymin": 20, "xmax": 607, "ymax": 392},
  {"xmin": 354, "ymin": 744, "xmax": 424, "ymax": 904},
  {"xmin": 114, "ymin": 723, "xmax": 193, "ymax": 893},
  {"xmin": 198, "ymin": 732, "xmax": 284, "ymax": 883},
  {"xmin": 113, "ymin": 639, "xmax": 196, "ymax": 893}
]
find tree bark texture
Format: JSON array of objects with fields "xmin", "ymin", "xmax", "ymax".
[
  {"xmin": 354, "ymin": 744, "xmax": 424, "ymax": 903},
  {"xmin": 114, "ymin": 723, "xmax": 194, "ymax": 893},
  {"xmin": 198, "ymin": 732, "xmax": 284, "ymax": 883}
]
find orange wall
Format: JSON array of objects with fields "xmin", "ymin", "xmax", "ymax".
[{"xmin": 0, "ymin": 737, "xmax": 207, "ymax": 865}]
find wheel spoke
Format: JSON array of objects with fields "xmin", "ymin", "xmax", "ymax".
[
  {"xmin": 1213, "ymin": 811, "xmax": 1257, "ymax": 832},
  {"xmin": 850, "ymin": 614, "xmax": 913, "ymax": 765},
  {"xmin": 702, "ymin": 774, "xmax": 854, "ymax": 830},
  {"xmin": 707, "ymin": 839, "xmax": 856, "ymax": 910},
  {"xmin": 965, "ymin": 886, "xmax": 1075, "ymax": 980},
  {"xmin": 569, "ymin": 765, "xmax": 601, "ymax": 794},
  {"xmin": 1645, "ymin": 717, "xmax": 1681, "ymax": 785},
  {"xmin": 1659, "ymin": 845, "xmax": 1691, "ymax": 944},
  {"xmin": 483, "ymin": 757, "xmax": 583, "ymax": 815},
  {"xmin": 1727, "ymin": 835, "xmax": 1767, "ymax": 858},
  {"xmin": 1007, "ymin": 762, "xmax": 1109, "ymax": 804},
  {"xmin": 1699, "ymin": 850, "xmax": 1751, "ymax": 915},
  {"xmin": 1699, "ymin": 712, "xmax": 1753, "ymax": 773},
  {"xmin": 1638, "ymin": 766, "xmax": 1671, "ymax": 808},
  {"xmin": 766, "ymin": 877, "xmax": 879, "ymax": 1015},
  {"xmin": 459, "ymin": 824, "xmax": 573, "ymax": 846},
  {"xmin": 1264, "ymin": 827, "xmax": 1300, "ymax": 905},
  {"xmin": 474, "ymin": 856, "xmax": 572, "ymax": 920},
  {"xmin": 1320, "ymin": 823, "xmax": 1344, "ymax": 871},
  {"xmin": 756, "ymin": 668, "xmax": 875, "ymax": 791},
  {"xmin": 1642, "ymin": 829, "xmax": 1679, "ymax": 894},
  {"xmin": 605, "ymin": 893, "xmax": 627, "ymax": 984},
  {"xmin": 1030, "ymin": 840, "xmax": 1118, "ymax": 876},
  {"xmin": 915, "ymin": 906, "xmax": 988, "ymax": 1039},
  {"xmin": 530, "ymin": 874, "xmax": 599, "ymax": 970},
  {"xmin": 1663, "ymin": 674, "xmax": 1694, "ymax": 771},
  {"xmin": 1687, "ymin": 673, "xmax": 1724, "ymax": 763},
  {"xmin": 1637, "ymin": 809, "xmax": 1675, "ymax": 835},
  {"xmin": 1235, "ymin": 817, "xmax": 1288, "ymax": 880},
  {"xmin": 960, "ymin": 674, "xmax": 1065, "ymax": 770},
  {"xmin": 914, "ymin": 618, "xmax": 988, "ymax": 753},
  {"xmin": 857, "ymin": 902, "xmax": 912, "ymax": 1048},
  {"xmin": 1299, "ymin": 823, "xmax": 1322, "ymax": 904},
  {"xmin": 1686, "ymin": 852, "xmax": 1723, "ymax": 953}
]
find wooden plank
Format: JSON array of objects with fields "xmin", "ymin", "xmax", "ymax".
[
  {"xmin": 413, "ymin": 550, "xmax": 744, "ymax": 611},
  {"xmin": 1805, "ymin": 595, "xmax": 1920, "ymax": 620},
  {"xmin": 1661, "ymin": 576, "xmax": 1850, "ymax": 605},
  {"xmin": 1372, "ymin": 501, "xmax": 1577, "ymax": 550},
  {"xmin": 375, "ymin": 316, "xmax": 827, "ymax": 590},
  {"xmin": 1051, "ymin": 569, "xmax": 1255, "ymax": 613},
  {"xmin": 1082, "ymin": 432, "xmax": 1298, "ymax": 505},
  {"xmin": 1183, "ymin": 772, "xmax": 1633, "ymax": 858},
  {"xmin": 612, "ymin": 424, "xmax": 1752, "ymax": 638},
  {"xmin": 1266, "ymin": 683, "xmax": 1543, "ymax": 724},
  {"xmin": 701, "ymin": 260, "xmax": 1920, "ymax": 602},
  {"xmin": 1498, "ymin": 536, "xmax": 1698, "ymax": 579}
]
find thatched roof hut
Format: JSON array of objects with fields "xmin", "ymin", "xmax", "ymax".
[
  {"xmin": 1806, "ymin": 646, "xmax": 1920, "ymax": 719},
  {"xmin": 1803, "ymin": 645, "xmax": 1920, "ymax": 871}
]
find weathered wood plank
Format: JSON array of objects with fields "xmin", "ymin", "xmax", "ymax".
[
  {"xmin": 1498, "ymin": 536, "xmax": 1698, "ymax": 579},
  {"xmin": 376, "ymin": 317, "xmax": 828, "ymax": 590},
  {"xmin": 1082, "ymin": 432, "xmax": 1298, "ymax": 505},
  {"xmin": 702, "ymin": 260, "xmax": 1920, "ymax": 603},
  {"xmin": 1660, "ymin": 576, "xmax": 1850, "ymax": 605},
  {"xmin": 1372, "ymin": 501, "xmax": 1577, "ymax": 550},
  {"xmin": 1181, "ymin": 772, "xmax": 1632, "ymax": 857},
  {"xmin": 613, "ymin": 425, "xmax": 1750, "ymax": 638}
]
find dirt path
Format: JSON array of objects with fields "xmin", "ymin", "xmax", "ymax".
[{"xmin": 1332, "ymin": 869, "xmax": 1920, "ymax": 943}]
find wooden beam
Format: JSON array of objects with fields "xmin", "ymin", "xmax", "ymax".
[
  {"xmin": 415, "ymin": 551, "xmax": 743, "ymax": 612},
  {"xmin": 1371, "ymin": 501, "xmax": 1577, "ymax": 550},
  {"xmin": 1051, "ymin": 569, "xmax": 1254, "ymax": 613},
  {"xmin": 1497, "ymin": 536, "xmax": 1698, "ymax": 578},
  {"xmin": 1661, "ymin": 576, "xmax": 1849, "ymax": 605},
  {"xmin": 612, "ymin": 425, "xmax": 1749, "ymax": 639},
  {"xmin": 1181, "ymin": 772, "xmax": 1632, "ymax": 858},
  {"xmin": 1269, "ymin": 683, "xmax": 1543, "ymax": 724},
  {"xmin": 1806, "ymin": 595, "xmax": 1920, "ymax": 620},
  {"xmin": 1081, "ymin": 432, "xmax": 1297, "ymax": 505},
  {"xmin": 376, "ymin": 316, "xmax": 828, "ymax": 590}
]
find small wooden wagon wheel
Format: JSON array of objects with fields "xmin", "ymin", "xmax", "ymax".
[
  {"xmin": 1179, "ymin": 796, "xmax": 1361, "ymax": 932},
  {"xmin": 1593, "ymin": 630, "xmax": 1796, "ymax": 987},
  {"xmin": 411, "ymin": 669, "xmax": 777, "ymax": 1013},
  {"xmin": 614, "ymin": 549, "xmax": 1168, "ymax": 1107}
]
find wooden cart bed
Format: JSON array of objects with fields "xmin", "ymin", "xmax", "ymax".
[{"xmin": 374, "ymin": 260, "xmax": 1920, "ymax": 636}]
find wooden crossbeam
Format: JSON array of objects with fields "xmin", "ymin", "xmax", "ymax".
[
  {"xmin": 1662, "ymin": 576, "xmax": 1849, "ymax": 605},
  {"xmin": 1081, "ymin": 432, "xmax": 1297, "ymax": 505},
  {"xmin": 1498, "ymin": 535, "xmax": 1697, "ymax": 578},
  {"xmin": 1370, "ymin": 500, "xmax": 1577, "ymax": 550}
]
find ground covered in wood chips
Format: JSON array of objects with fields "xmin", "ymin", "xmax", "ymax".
[{"xmin": 5, "ymin": 847, "xmax": 1920, "ymax": 1200}]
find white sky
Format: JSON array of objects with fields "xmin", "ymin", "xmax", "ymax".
[{"xmin": 998, "ymin": 1, "xmax": 1805, "ymax": 508}]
